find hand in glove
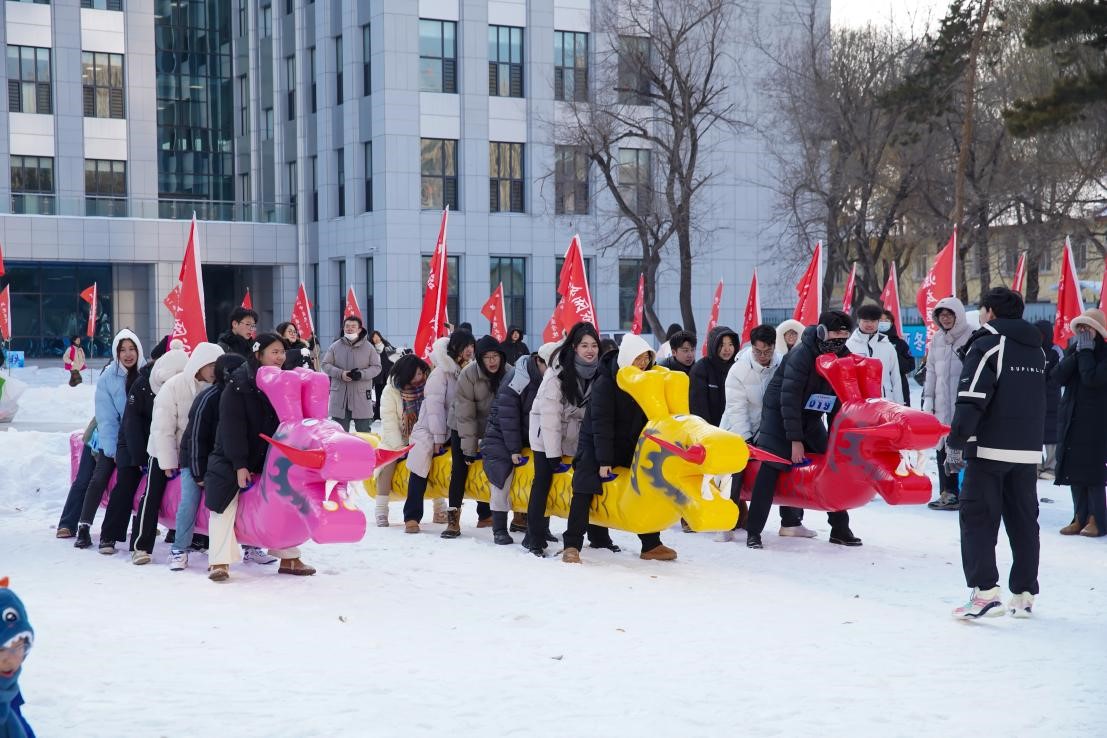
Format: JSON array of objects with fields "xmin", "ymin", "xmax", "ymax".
[
  {"xmin": 1075, "ymin": 329, "xmax": 1095, "ymax": 352},
  {"xmin": 944, "ymin": 446, "xmax": 966, "ymax": 476},
  {"xmin": 548, "ymin": 455, "xmax": 564, "ymax": 472},
  {"xmin": 463, "ymin": 454, "xmax": 479, "ymax": 466}
]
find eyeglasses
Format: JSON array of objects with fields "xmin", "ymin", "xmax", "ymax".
[{"xmin": 751, "ymin": 346, "xmax": 775, "ymax": 358}]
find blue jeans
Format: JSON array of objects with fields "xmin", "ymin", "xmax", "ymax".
[{"xmin": 172, "ymin": 467, "xmax": 203, "ymax": 554}]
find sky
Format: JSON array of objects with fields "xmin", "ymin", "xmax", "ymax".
[{"xmin": 831, "ymin": 0, "xmax": 949, "ymax": 33}]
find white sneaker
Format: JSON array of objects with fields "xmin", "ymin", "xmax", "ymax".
[
  {"xmin": 243, "ymin": 546, "xmax": 278, "ymax": 565},
  {"xmin": 132, "ymin": 550, "xmax": 152, "ymax": 566},
  {"xmin": 168, "ymin": 551, "xmax": 188, "ymax": 571},
  {"xmin": 375, "ymin": 513, "xmax": 389, "ymax": 528},
  {"xmin": 714, "ymin": 530, "xmax": 736, "ymax": 543},
  {"xmin": 1008, "ymin": 592, "xmax": 1034, "ymax": 618},
  {"xmin": 779, "ymin": 525, "xmax": 817, "ymax": 538},
  {"xmin": 952, "ymin": 587, "xmax": 1005, "ymax": 619}
]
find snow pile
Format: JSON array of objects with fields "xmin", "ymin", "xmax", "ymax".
[{"xmin": 4, "ymin": 366, "xmax": 96, "ymax": 425}]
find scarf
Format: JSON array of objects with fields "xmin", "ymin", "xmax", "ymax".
[
  {"xmin": 574, "ymin": 356, "xmax": 599, "ymax": 380},
  {"xmin": 400, "ymin": 384, "xmax": 425, "ymax": 439}
]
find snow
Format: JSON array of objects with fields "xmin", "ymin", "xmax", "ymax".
[{"xmin": 1, "ymin": 375, "xmax": 1105, "ymax": 738}]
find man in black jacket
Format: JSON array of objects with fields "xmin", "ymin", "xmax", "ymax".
[
  {"xmin": 945, "ymin": 288, "xmax": 1045, "ymax": 619},
  {"xmin": 745, "ymin": 311, "xmax": 861, "ymax": 549},
  {"xmin": 217, "ymin": 307, "xmax": 258, "ymax": 359},
  {"xmin": 660, "ymin": 330, "xmax": 697, "ymax": 376}
]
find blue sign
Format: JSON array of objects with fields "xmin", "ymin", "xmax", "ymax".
[
  {"xmin": 903, "ymin": 326, "xmax": 928, "ymax": 358},
  {"xmin": 5, "ymin": 350, "xmax": 25, "ymax": 368}
]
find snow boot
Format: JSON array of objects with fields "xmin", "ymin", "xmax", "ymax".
[
  {"xmin": 476, "ymin": 516, "xmax": 494, "ymax": 529},
  {"xmin": 509, "ymin": 512, "xmax": 528, "ymax": 533},
  {"xmin": 1007, "ymin": 592, "xmax": 1034, "ymax": 618},
  {"xmin": 74, "ymin": 524, "xmax": 92, "ymax": 549},
  {"xmin": 680, "ymin": 518, "xmax": 693, "ymax": 533},
  {"xmin": 1080, "ymin": 516, "xmax": 1100, "ymax": 537},
  {"xmin": 190, "ymin": 534, "xmax": 210, "ymax": 553},
  {"xmin": 640, "ymin": 544, "xmax": 678, "ymax": 561},
  {"xmin": 746, "ymin": 532, "xmax": 763, "ymax": 549},
  {"xmin": 168, "ymin": 551, "xmax": 188, "ymax": 571},
  {"xmin": 561, "ymin": 547, "xmax": 581, "ymax": 564},
  {"xmin": 374, "ymin": 495, "xmax": 389, "ymax": 527},
  {"xmin": 56, "ymin": 527, "xmax": 74, "ymax": 539},
  {"xmin": 779, "ymin": 524, "xmax": 817, "ymax": 538},
  {"xmin": 404, "ymin": 520, "xmax": 420, "ymax": 534},
  {"xmin": 829, "ymin": 528, "xmax": 863, "ymax": 546},
  {"xmin": 278, "ymin": 558, "xmax": 317, "ymax": 576},
  {"xmin": 164, "ymin": 529, "xmax": 176, "ymax": 545},
  {"xmin": 715, "ymin": 530, "xmax": 736, "ymax": 542},
  {"xmin": 928, "ymin": 491, "xmax": 960, "ymax": 511},
  {"xmin": 441, "ymin": 508, "xmax": 461, "ymax": 539},
  {"xmin": 491, "ymin": 512, "xmax": 514, "ymax": 545},
  {"xmin": 98, "ymin": 540, "xmax": 116, "ymax": 555},
  {"xmin": 1060, "ymin": 518, "xmax": 1083, "ymax": 535},
  {"xmin": 953, "ymin": 587, "xmax": 1004, "ymax": 619},
  {"xmin": 432, "ymin": 498, "xmax": 448, "ymax": 524},
  {"xmin": 208, "ymin": 564, "xmax": 229, "ymax": 582}
]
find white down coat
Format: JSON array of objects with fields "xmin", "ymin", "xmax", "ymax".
[
  {"xmin": 922, "ymin": 296, "xmax": 972, "ymax": 429},
  {"xmin": 720, "ymin": 346, "xmax": 781, "ymax": 441},
  {"xmin": 147, "ymin": 342, "xmax": 225, "ymax": 470},
  {"xmin": 846, "ymin": 329, "xmax": 903, "ymax": 402}
]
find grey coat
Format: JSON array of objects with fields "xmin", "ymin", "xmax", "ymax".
[
  {"xmin": 922, "ymin": 297, "xmax": 971, "ymax": 443},
  {"xmin": 321, "ymin": 329, "xmax": 382, "ymax": 419}
]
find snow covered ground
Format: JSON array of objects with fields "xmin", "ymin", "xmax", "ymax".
[{"xmin": 1, "ymin": 368, "xmax": 1104, "ymax": 737}]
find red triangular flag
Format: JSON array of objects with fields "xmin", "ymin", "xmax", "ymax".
[
  {"xmin": 842, "ymin": 262, "xmax": 857, "ymax": 313},
  {"xmin": 630, "ymin": 273, "xmax": 645, "ymax": 335},
  {"xmin": 480, "ymin": 283, "xmax": 508, "ymax": 342},
  {"xmin": 1012, "ymin": 251, "xmax": 1027, "ymax": 294},
  {"xmin": 80, "ymin": 284, "xmax": 98, "ymax": 339},
  {"xmin": 542, "ymin": 304, "xmax": 563, "ymax": 343},
  {"xmin": 291, "ymin": 282, "xmax": 315, "ymax": 341},
  {"xmin": 792, "ymin": 242, "xmax": 822, "ymax": 325},
  {"xmin": 556, "ymin": 235, "xmax": 599, "ymax": 333},
  {"xmin": 241, "ymin": 288, "xmax": 253, "ymax": 310},
  {"xmin": 1054, "ymin": 237, "xmax": 1085, "ymax": 347},
  {"xmin": 163, "ymin": 284, "xmax": 181, "ymax": 319},
  {"xmin": 170, "ymin": 215, "xmax": 208, "ymax": 353},
  {"xmin": 879, "ymin": 264, "xmax": 903, "ymax": 337},
  {"xmin": 740, "ymin": 270, "xmax": 762, "ymax": 346},
  {"xmin": 414, "ymin": 208, "xmax": 450, "ymax": 359},
  {"xmin": 916, "ymin": 228, "xmax": 957, "ymax": 344},
  {"xmin": 344, "ymin": 286, "xmax": 362, "ymax": 320},
  {"xmin": 0, "ymin": 285, "xmax": 11, "ymax": 341},
  {"xmin": 702, "ymin": 280, "xmax": 724, "ymax": 357},
  {"xmin": 0, "ymin": 240, "xmax": 6, "ymax": 278}
]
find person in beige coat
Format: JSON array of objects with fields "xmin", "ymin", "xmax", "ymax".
[
  {"xmin": 321, "ymin": 316, "xmax": 382, "ymax": 432},
  {"xmin": 64, "ymin": 335, "xmax": 87, "ymax": 386}
]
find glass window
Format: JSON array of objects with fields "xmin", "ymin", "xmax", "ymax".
[
  {"xmin": 286, "ymin": 55, "xmax": 295, "ymax": 120},
  {"xmin": 82, "ymin": 0, "xmax": 124, "ymax": 9},
  {"xmin": 81, "ymin": 52, "xmax": 125, "ymax": 119},
  {"xmin": 618, "ymin": 148, "xmax": 652, "ymax": 215},
  {"xmin": 336, "ymin": 147, "xmax": 345, "ymax": 217},
  {"xmin": 489, "ymin": 142, "xmax": 524, "ymax": 213},
  {"xmin": 238, "ymin": 0, "xmax": 246, "ymax": 34},
  {"xmin": 419, "ymin": 19, "xmax": 457, "ymax": 93},
  {"xmin": 617, "ymin": 36, "xmax": 650, "ymax": 105},
  {"xmin": 362, "ymin": 24, "xmax": 371, "ymax": 96},
  {"xmin": 1073, "ymin": 239, "xmax": 1087, "ymax": 271},
  {"xmin": 11, "ymin": 155, "xmax": 55, "ymax": 215},
  {"xmin": 7, "ymin": 46, "xmax": 52, "ymax": 114},
  {"xmin": 263, "ymin": 108, "xmax": 274, "ymax": 140},
  {"xmin": 554, "ymin": 31, "xmax": 588, "ymax": 102},
  {"xmin": 619, "ymin": 258, "xmax": 644, "ymax": 330},
  {"xmin": 490, "ymin": 256, "xmax": 526, "ymax": 330},
  {"xmin": 2, "ymin": 262, "xmax": 114, "ymax": 358},
  {"xmin": 287, "ymin": 160, "xmax": 297, "ymax": 223},
  {"xmin": 365, "ymin": 258, "xmax": 375, "ymax": 331},
  {"xmin": 363, "ymin": 142, "xmax": 373, "ymax": 212},
  {"xmin": 337, "ymin": 260, "xmax": 347, "ymax": 319},
  {"xmin": 335, "ymin": 35, "xmax": 343, "ymax": 105},
  {"xmin": 310, "ymin": 155, "xmax": 318, "ymax": 221},
  {"xmin": 488, "ymin": 25, "xmax": 523, "ymax": 98},
  {"xmin": 261, "ymin": 5, "xmax": 272, "ymax": 37},
  {"xmin": 422, "ymin": 255, "xmax": 460, "ymax": 324},
  {"xmin": 555, "ymin": 145, "xmax": 589, "ymax": 215},
  {"xmin": 309, "ymin": 47, "xmax": 317, "ymax": 113},
  {"xmin": 421, "ymin": 138, "xmax": 458, "ymax": 211},
  {"xmin": 555, "ymin": 256, "xmax": 595, "ymax": 304},
  {"xmin": 1039, "ymin": 247, "xmax": 1052, "ymax": 272},
  {"xmin": 84, "ymin": 159, "xmax": 127, "ymax": 217},
  {"xmin": 238, "ymin": 74, "xmax": 248, "ymax": 133}
]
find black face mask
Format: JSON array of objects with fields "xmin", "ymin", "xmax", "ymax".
[{"xmin": 817, "ymin": 337, "xmax": 847, "ymax": 354}]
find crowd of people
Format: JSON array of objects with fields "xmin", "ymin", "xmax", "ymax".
[{"xmin": 51, "ymin": 290, "xmax": 1107, "ymax": 613}]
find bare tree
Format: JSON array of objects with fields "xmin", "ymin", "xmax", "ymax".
[{"xmin": 556, "ymin": 0, "xmax": 743, "ymax": 335}]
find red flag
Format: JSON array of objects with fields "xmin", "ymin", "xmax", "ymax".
[
  {"xmin": 702, "ymin": 280, "xmax": 724, "ymax": 357},
  {"xmin": 879, "ymin": 263, "xmax": 903, "ymax": 336},
  {"xmin": 0, "ymin": 286, "xmax": 10, "ymax": 341},
  {"xmin": 162, "ymin": 284, "xmax": 181, "ymax": 318},
  {"xmin": 792, "ymin": 242, "xmax": 822, "ymax": 325},
  {"xmin": 344, "ymin": 286, "xmax": 362, "ymax": 320},
  {"xmin": 916, "ymin": 228, "xmax": 957, "ymax": 340},
  {"xmin": 480, "ymin": 283, "xmax": 508, "ymax": 342},
  {"xmin": 1054, "ymin": 237, "xmax": 1085, "ymax": 347},
  {"xmin": 740, "ymin": 270, "xmax": 762, "ymax": 346},
  {"xmin": 241, "ymin": 288, "xmax": 253, "ymax": 309},
  {"xmin": 414, "ymin": 208, "xmax": 450, "ymax": 360},
  {"xmin": 841, "ymin": 262, "xmax": 857, "ymax": 313},
  {"xmin": 1012, "ymin": 251, "xmax": 1027, "ymax": 294},
  {"xmin": 0, "ymin": 240, "xmax": 5, "ymax": 278},
  {"xmin": 291, "ymin": 282, "xmax": 315, "ymax": 341},
  {"xmin": 170, "ymin": 215, "xmax": 207, "ymax": 353},
  {"xmin": 541, "ymin": 306, "xmax": 563, "ymax": 343},
  {"xmin": 80, "ymin": 283, "xmax": 98, "ymax": 339},
  {"xmin": 630, "ymin": 274, "xmax": 645, "ymax": 335},
  {"xmin": 560, "ymin": 235, "xmax": 598, "ymax": 331},
  {"xmin": 1100, "ymin": 256, "xmax": 1106, "ymax": 312}
]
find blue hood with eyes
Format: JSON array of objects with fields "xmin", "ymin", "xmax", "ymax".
[{"xmin": 1, "ymin": 580, "xmax": 34, "ymax": 737}]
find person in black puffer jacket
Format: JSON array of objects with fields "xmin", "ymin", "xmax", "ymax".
[
  {"xmin": 1034, "ymin": 320, "xmax": 1063, "ymax": 479},
  {"xmin": 502, "ymin": 326, "xmax": 530, "ymax": 366},
  {"xmin": 880, "ymin": 309, "xmax": 916, "ymax": 406},
  {"xmin": 216, "ymin": 306, "xmax": 258, "ymax": 360},
  {"xmin": 689, "ymin": 326, "xmax": 739, "ymax": 426},
  {"xmin": 369, "ymin": 330, "xmax": 397, "ymax": 420},
  {"xmin": 204, "ymin": 333, "xmax": 316, "ymax": 581},
  {"xmin": 277, "ymin": 321, "xmax": 315, "ymax": 370},
  {"xmin": 660, "ymin": 330, "xmax": 697, "ymax": 376}
]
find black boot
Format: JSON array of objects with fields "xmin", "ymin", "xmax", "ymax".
[
  {"xmin": 543, "ymin": 516, "xmax": 557, "ymax": 542},
  {"xmin": 440, "ymin": 508, "xmax": 461, "ymax": 539},
  {"xmin": 74, "ymin": 524, "xmax": 92, "ymax": 549},
  {"xmin": 492, "ymin": 512, "xmax": 514, "ymax": 545},
  {"xmin": 746, "ymin": 532, "xmax": 763, "ymax": 549},
  {"xmin": 165, "ymin": 528, "xmax": 176, "ymax": 544},
  {"xmin": 829, "ymin": 528, "xmax": 863, "ymax": 547}
]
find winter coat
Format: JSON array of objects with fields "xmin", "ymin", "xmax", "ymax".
[
  {"xmin": 217, "ymin": 331, "xmax": 254, "ymax": 360},
  {"xmin": 720, "ymin": 345, "xmax": 781, "ymax": 441},
  {"xmin": 529, "ymin": 360, "xmax": 593, "ymax": 459},
  {"xmin": 660, "ymin": 356, "xmax": 693, "ymax": 376},
  {"xmin": 922, "ymin": 297, "xmax": 972, "ymax": 432},
  {"xmin": 407, "ymin": 338, "xmax": 463, "ymax": 478},
  {"xmin": 321, "ymin": 329, "xmax": 383, "ymax": 419},
  {"xmin": 1035, "ymin": 322, "xmax": 1063, "ymax": 445},
  {"xmin": 503, "ymin": 326, "xmax": 530, "ymax": 366},
  {"xmin": 115, "ymin": 364, "xmax": 154, "ymax": 468},
  {"xmin": 1053, "ymin": 338, "xmax": 1107, "ymax": 486},
  {"xmin": 689, "ymin": 326, "xmax": 740, "ymax": 426},
  {"xmin": 572, "ymin": 349, "xmax": 647, "ymax": 494},
  {"xmin": 181, "ymin": 383, "xmax": 222, "ymax": 481},
  {"xmin": 95, "ymin": 329, "xmax": 146, "ymax": 460},
  {"xmin": 371, "ymin": 339, "xmax": 396, "ymax": 396},
  {"xmin": 282, "ymin": 340, "xmax": 314, "ymax": 370},
  {"xmin": 377, "ymin": 382, "xmax": 409, "ymax": 450},
  {"xmin": 846, "ymin": 329, "xmax": 903, "ymax": 402},
  {"xmin": 882, "ymin": 329, "xmax": 915, "ymax": 405},
  {"xmin": 204, "ymin": 362, "xmax": 281, "ymax": 514},
  {"xmin": 64, "ymin": 345, "xmax": 86, "ymax": 372},
  {"xmin": 147, "ymin": 343, "xmax": 224, "ymax": 471},
  {"xmin": 453, "ymin": 336, "xmax": 510, "ymax": 456},
  {"xmin": 947, "ymin": 318, "xmax": 1047, "ymax": 464},
  {"xmin": 775, "ymin": 319, "xmax": 806, "ymax": 355},
  {"xmin": 482, "ymin": 356, "xmax": 544, "ymax": 489}
]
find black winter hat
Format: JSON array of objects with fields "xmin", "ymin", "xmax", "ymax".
[
  {"xmin": 150, "ymin": 335, "xmax": 170, "ymax": 360},
  {"xmin": 475, "ymin": 334, "xmax": 506, "ymax": 361}
]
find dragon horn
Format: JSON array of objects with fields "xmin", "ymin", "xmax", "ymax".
[
  {"xmin": 260, "ymin": 434, "xmax": 326, "ymax": 469},
  {"xmin": 643, "ymin": 432, "xmax": 707, "ymax": 464},
  {"xmin": 375, "ymin": 444, "xmax": 412, "ymax": 468},
  {"xmin": 842, "ymin": 422, "xmax": 902, "ymax": 441},
  {"xmin": 747, "ymin": 445, "xmax": 791, "ymax": 466}
]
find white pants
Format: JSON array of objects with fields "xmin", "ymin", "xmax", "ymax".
[
  {"xmin": 208, "ymin": 493, "xmax": 301, "ymax": 566},
  {"xmin": 490, "ymin": 470, "xmax": 513, "ymax": 513}
]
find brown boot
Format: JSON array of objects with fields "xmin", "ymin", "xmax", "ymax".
[
  {"xmin": 476, "ymin": 517, "xmax": 494, "ymax": 529},
  {"xmin": 441, "ymin": 508, "xmax": 461, "ymax": 539},
  {"xmin": 404, "ymin": 520, "xmax": 420, "ymax": 534},
  {"xmin": 278, "ymin": 558, "xmax": 317, "ymax": 576},
  {"xmin": 1060, "ymin": 518, "xmax": 1083, "ymax": 535},
  {"xmin": 56, "ymin": 527, "xmax": 74, "ymax": 539},
  {"xmin": 736, "ymin": 500, "xmax": 749, "ymax": 530},
  {"xmin": 1079, "ymin": 516, "xmax": 1100, "ymax": 537},
  {"xmin": 510, "ymin": 512, "xmax": 528, "ymax": 533},
  {"xmin": 680, "ymin": 518, "xmax": 693, "ymax": 533},
  {"xmin": 208, "ymin": 564, "xmax": 229, "ymax": 582},
  {"xmin": 562, "ymin": 547, "xmax": 581, "ymax": 564},
  {"xmin": 640, "ymin": 544, "xmax": 678, "ymax": 561}
]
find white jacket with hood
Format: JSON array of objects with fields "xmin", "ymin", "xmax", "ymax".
[
  {"xmin": 720, "ymin": 345, "xmax": 781, "ymax": 440},
  {"xmin": 922, "ymin": 296, "xmax": 971, "ymax": 428},
  {"xmin": 147, "ymin": 341, "xmax": 224, "ymax": 470},
  {"xmin": 775, "ymin": 319, "xmax": 805, "ymax": 356},
  {"xmin": 846, "ymin": 328, "xmax": 903, "ymax": 402}
]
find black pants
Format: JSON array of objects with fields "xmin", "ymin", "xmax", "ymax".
[
  {"xmin": 526, "ymin": 451, "xmax": 612, "ymax": 550},
  {"xmin": 746, "ymin": 464, "xmax": 849, "ymax": 538},
  {"xmin": 935, "ymin": 447, "xmax": 961, "ymax": 496},
  {"xmin": 404, "ymin": 473, "xmax": 430, "ymax": 523},
  {"xmin": 729, "ymin": 470, "xmax": 801, "ymax": 529},
  {"xmin": 1071, "ymin": 484, "xmax": 1106, "ymax": 532},
  {"xmin": 133, "ymin": 458, "xmax": 170, "ymax": 554},
  {"xmin": 100, "ymin": 464, "xmax": 143, "ymax": 544},
  {"xmin": 447, "ymin": 430, "xmax": 490, "ymax": 518},
  {"xmin": 959, "ymin": 459, "xmax": 1039, "ymax": 595},
  {"xmin": 562, "ymin": 491, "xmax": 660, "ymax": 552},
  {"xmin": 59, "ymin": 444, "xmax": 96, "ymax": 531},
  {"xmin": 79, "ymin": 451, "xmax": 117, "ymax": 527}
]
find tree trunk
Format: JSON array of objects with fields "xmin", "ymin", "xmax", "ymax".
[
  {"xmin": 950, "ymin": 0, "xmax": 994, "ymax": 229},
  {"xmin": 678, "ymin": 225, "xmax": 696, "ymax": 335},
  {"xmin": 976, "ymin": 204, "xmax": 992, "ymax": 293},
  {"xmin": 643, "ymin": 252, "xmax": 665, "ymax": 337}
]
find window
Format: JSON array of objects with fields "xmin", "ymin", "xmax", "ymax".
[
  {"xmin": 422, "ymin": 254, "xmax": 460, "ymax": 323},
  {"xmin": 309, "ymin": 47, "xmax": 317, "ymax": 113},
  {"xmin": 11, "ymin": 155, "xmax": 55, "ymax": 215},
  {"xmin": 336, "ymin": 148, "xmax": 345, "ymax": 217},
  {"xmin": 310, "ymin": 155, "xmax": 318, "ymax": 221},
  {"xmin": 239, "ymin": 173, "xmax": 250, "ymax": 202},
  {"xmin": 362, "ymin": 24, "xmax": 371, "ymax": 96},
  {"xmin": 419, "ymin": 19, "xmax": 457, "ymax": 93},
  {"xmin": 1039, "ymin": 247, "xmax": 1052, "ymax": 272},
  {"xmin": 619, "ymin": 259, "xmax": 643, "ymax": 330},
  {"xmin": 286, "ymin": 56, "xmax": 295, "ymax": 120},
  {"xmin": 85, "ymin": 159, "xmax": 127, "ymax": 217},
  {"xmin": 262, "ymin": 108, "xmax": 274, "ymax": 140},
  {"xmin": 913, "ymin": 245, "xmax": 929, "ymax": 280},
  {"xmin": 334, "ymin": 35, "xmax": 343, "ymax": 105},
  {"xmin": 337, "ymin": 260, "xmax": 347, "ymax": 319},
  {"xmin": 554, "ymin": 31, "xmax": 588, "ymax": 102},
  {"xmin": 488, "ymin": 25, "xmax": 523, "ymax": 97},
  {"xmin": 238, "ymin": 75, "xmax": 248, "ymax": 133},
  {"xmin": 618, "ymin": 148, "xmax": 652, "ymax": 214},
  {"xmin": 81, "ymin": 52, "xmax": 125, "ymax": 119},
  {"xmin": 285, "ymin": 0, "xmax": 292, "ymax": 14},
  {"xmin": 1001, "ymin": 245, "xmax": 1018, "ymax": 276},
  {"xmin": 1073, "ymin": 239, "xmax": 1087, "ymax": 271},
  {"xmin": 287, "ymin": 161, "xmax": 297, "ymax": 223},
  {"xmin": 490, "ymin": 256, "xmax": 526, "ymax": 329},
  {"xmin": 617, "ymin": 36, "xmax": 650, "ymax": 105},
  {"xmin": 7, "ymin": 46, "xmax": 52, "ymax": 114},
  {"xmin": 365, "ymin": 258, "xmax": 375, "ymax": 330},
  {"xmin": 421, "ymin": 138, "xmax": 458, "ymax": 210},
  {"xmin": 261, "ymin": 5, "xmax": 272, "ymax": 37},
  {"xmin": 555, "ymin": 145, "xmax": 589, "ymax": 215},
  {"xmin": 489, "ymin": 142, "xmax": 524, "ymax": 213},
  {"xmin": 363, "ymin": 142, "xmax": 373, "ymax": 212},
  {"xmin": 82, "ymin": 0, "xmax": 124, "ymax": 10}
]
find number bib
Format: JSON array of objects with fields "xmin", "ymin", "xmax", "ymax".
[{"xmin": 804, "ymin": 393, "xmax": 836, "ymax": 413}]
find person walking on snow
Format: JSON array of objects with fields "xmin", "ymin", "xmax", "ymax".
[
  {"xmin": 944, "ymin": 287, "xmax": 1045, "ymax": 619},
  {"xmin": 846, "ymin": 304, "xmax": 903, "ymax": 403},
  {"xmin": 64, "ymin": 335, "xmax": 86, "ymax": 387},
  {"xmin": 322, "ymin": 315, "xmax": 382, "ymax": 432},
  {"xmin": 923, "ymin": 297, "xmax": 972, "ymax": 511},
  {"xmin": 502, "ymin": 326, "xmax": 530, "ymax": 366}
]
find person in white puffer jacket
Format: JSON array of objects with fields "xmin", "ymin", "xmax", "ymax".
[
  {"xmin": 846, "ymin": 303, "xmax": 903, "ymax": 403},
  {"xmin": 135, "ymin": 341, "xmax": 224, "ymax": 565}
]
